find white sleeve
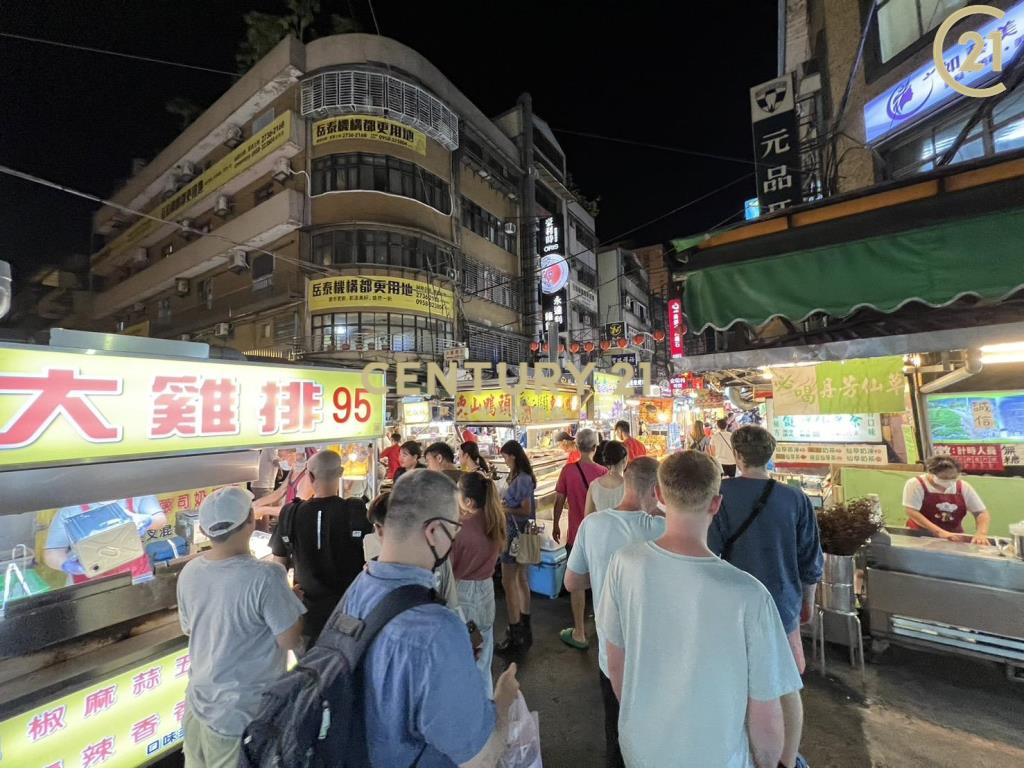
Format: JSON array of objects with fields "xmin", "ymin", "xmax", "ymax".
[
  {"xmin": 567, "ymin": 518, "xmax": 589, "ymax": 575},
  {"xmin": 902, "ymin": 478, "xmax": 924, "ymax": 510},
  {"xmin": 962, "ymin": 482, "xmax": 986, "ymax": 514},
  {"xmin": 747, "ymin": 590, "xmax": 803, "ymax": 701},
  {"xmin": 596, "ymin": 554, "xmax": 624, "ymax": 648}
]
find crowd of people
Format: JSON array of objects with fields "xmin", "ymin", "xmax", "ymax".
[{"xmin": 176, "ymin": 420, "xmax": 823, "ymax": 768}]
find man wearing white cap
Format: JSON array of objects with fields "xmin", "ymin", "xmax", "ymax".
[{"xmin": 177, "ymin": 486, "xmax": 305, "ymax": 768}]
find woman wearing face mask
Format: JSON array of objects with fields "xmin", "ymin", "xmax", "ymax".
[
  {"xmin": 902, "ymin": 455, "xmax": 991, "ymax": 544},
  {"xmin": 253, "ymin": 447, "xmax": 315, "ymax": 521}
]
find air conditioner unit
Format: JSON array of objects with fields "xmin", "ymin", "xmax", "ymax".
[
  {"xmin": 130, "ymin": 248, "xmax": 148, "ymax": 266},
  {"xmin": 177, "ymin": 161, "xmax": 198, "ymax": 182},
  {"xmin": 214, "ymin": 195, "xmax": 231, "ymax": 217},
  {"xmin": 445, "ymin": 268, "xmax": 458, "ymax": 281},
  {"xmin": 162, "ymin": 176, "xmax": 180, "ymax": 199},
  {"xmin": 503, "ymin": 221, "xmax": 517, "ymax": 235},
  {"xmin": 228, "ymin": 250, "xmax": 249, "ymax": 274},
  {"xmin": 175, "ymin": 278, "xmax": 190, "ymax": 296},
  {"xmin": 272, "ymin": 157, "xmax": 291, "ymax": 182},
  {"xmin": 214, "ymin": 322, "xmax": 231, "ymax": 337},
  {"xmin": 224, "ymin": 124, "xmax": 244, "ymax": 149}
]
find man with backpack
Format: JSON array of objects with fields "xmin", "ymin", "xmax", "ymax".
[
  {"xmin": 270, "ymin": 449, "xmax": 374, "ymax": 646},
  {"xmin": 178, "ymin": 486, "xmax": 305, "ymax": 768}
]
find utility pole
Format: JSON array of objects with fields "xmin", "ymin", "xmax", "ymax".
[{"xmin": 519, "ymin": 92, "xmax": 540, "ymax": 344}]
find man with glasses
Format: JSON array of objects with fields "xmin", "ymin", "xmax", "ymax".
[{"xmin": 341, "ymin": 470, "xmax": 521, "ymax": 767}]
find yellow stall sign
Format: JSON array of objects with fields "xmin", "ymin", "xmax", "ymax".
[
  {"xmin": 308, "ymin": 275, "xmax": 454, "ymax": 320},
  {"xmin": 313, "ymin": 114, "xmax": 426, "ymax": 155},
  {"xmin": 517, "ymin": 390, "xmax": 580, "ymax": 426},
  {"xmin": 0, "ymin": 646, "xmax": 189, "ymax": 768},
  {"xmin": 456, "ymin": 390, "xmax": 515, "ymax": 423}
]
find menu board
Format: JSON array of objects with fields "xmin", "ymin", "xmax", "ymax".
[
  {"xmin": 769, "ymin": 412, "xmax": 881, "ymax": 444},
  {"xmin": 926, "ymin": 391, "xmax": 1024, "ymax": 444},
  {"xmin": 774, "ymin": 442, "xmax": 888, "ymax": 465}
]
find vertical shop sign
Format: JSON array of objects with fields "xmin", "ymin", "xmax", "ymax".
[
  {"xmin": 668, "ymin": 299, "xmax": 685, "ymax": 358},
  {"xmin": 541, "ymin": 287, "xmax": 568, "ymax": 334},
  {"xmin": 750, "ymin": 73, "xmax": 803, "ymax": 214}
]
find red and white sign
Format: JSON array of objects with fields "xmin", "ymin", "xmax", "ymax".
[
  {"xmin": 668, "ymin": 299, "xmax": 685, "ymax": 358},
  {"xmin": 933, "ymin": 444, "xmax": 1005, "ymax": 472},
  {"xmin": 540, "ymin": 253, "xmax": 569, "ymax": 295}
]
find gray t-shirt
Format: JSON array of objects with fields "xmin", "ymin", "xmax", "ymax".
[{"xmin": 177, "ymin": 554, "xmax": 305, "ymax": 736}]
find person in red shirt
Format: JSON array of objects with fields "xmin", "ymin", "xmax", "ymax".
[
  {"xmin": 379, "ymin": 432, "xmax": 403, "ymax": 481},
  {"xmin": 461, "ymin": 426, "xmax": 478, "ymax": 444},
  {"xmin": 553, "ymin": 428, "xmax": 607, "ymax": 650},
  {"xmin": 614, "ymin": 420, "xmax": 647, "ymax": 462},
  {"xmin": 557, "ymin": 431, "xmax": 581, "ymax": 463}
]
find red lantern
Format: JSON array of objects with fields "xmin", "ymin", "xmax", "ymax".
[
  {"xmin": 633, "ymin": 334, "xmax": 646, "ymax": 346},
  {"xmin": 600, "ymin": 339, "xmax": 612, "ymax": 351},
  {"xmin": 570, "ymin": 342, "xmax": 580, "ymax": 354},
  {"xmin": 583, "ymin": 341, "xmax": 595, "ymax": 353},
  {"xmin": 542, "ymin": 343, "xmax": 550, "ymax": 353},
  {"xmin": 652, "ymin": 329, "xmax": 666, "ymax": 342},
  {"xmin": 529, "ymin": 341, "xmax": 540, "ymax": 352},
  {"xmin": 558, "ymin": 343, "xmax": 566, "ymax": 353},
  {"xmin": 617, "ymin": 338, "xmax": 629, "ymax": 349}
]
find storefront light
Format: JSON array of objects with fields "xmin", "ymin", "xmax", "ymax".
[{"xmin": 980, "ymin": 341, "xmax": 1024, "ymax": 364}]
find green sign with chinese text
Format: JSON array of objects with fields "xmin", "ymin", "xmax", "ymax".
[{"xmin": 771, "ymin": 357, "xmax": 905, "ymax": 416}]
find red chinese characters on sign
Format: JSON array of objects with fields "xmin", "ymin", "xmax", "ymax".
[
  {"xmin": 81, "ymin": 736, "xmax": 116, "ymax": 768},
  {"xmin": 174, "ymin": 700, "xmax": 187, "ymax": 723},
  {"xmin": 132, "ymin": 667, "xmax": 162, "ymax": 696},
  {"xmin": 131, "ymin": 714, "xmax": 161, "ymax": 744},
  {"xmin": 935, "ymin": 444, "xmax": 1005, "ymax": 472},
  {"xmin": 84, "ymin": 685, "xmax": 117, "ymax": 718},
  {"xmin": 43, "ymin": 762, "xmax": 64, "ymax": 768},
  {"xmin": 175, "ymin": 653, "xmax": 191, "ymax": 678},
  {"xmin": 258, "ymin": 380, "xmax": 324, "ymax": 435},
  {"xmin": 668, "ymin": 299, "xmax": 685, "ymax": 358},
  {"xmin": 27, "ymin": 705, "xmax": 67, "ymax": 741},
  {"xmin": 0, "ymin": 369, "xmax": 121, "ymax": 449},
  {"xmin": 150, "ymin": 376, "xmax": 240, "ymax": 438}
]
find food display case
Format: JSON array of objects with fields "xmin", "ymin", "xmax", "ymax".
[{"xmin": 0, "ymin": 332, "xmax": 385, "ymax": 766}]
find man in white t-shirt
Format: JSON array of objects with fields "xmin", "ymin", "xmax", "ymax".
[
  {"xmin": 565, "ymin": 457, "xmax": 664, "ymax": 768},
  {"xmin": 709, "ymin": 418, "xmax": 737, "ymax": 477},
  {"xmin": 597, "ymin": 451, "xmax": 803, "ymax": 768},
  {"xmin": 251, "ymin": 448, "xmax": 280, "ymax": 499}
]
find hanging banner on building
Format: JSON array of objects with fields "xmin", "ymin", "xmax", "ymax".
[
  {"xmin": 771, "ymin": 357, "xmax": 905, "ymax": 416},
  {"xmin": 774, "ymin": 442, "xmax": 889, "ymax": 465},
  {"xmin": 308, "ymin": 275, "xmax": 455, "ymax": 320},
  {"xmin": 0, "ymin": 646, "xmax": 189, "ymax": 768},
  {"xmin": 750, "ymin": 73, "xmax": 802, "ymax": 215},
  {"xmin": 668, "ymin": 298, "xmax": 685, "ymax": 358},
  {"xmin": 99, "ymin": 112, "xmax": 297, "ymax": 262},
  {"xmin": 312, "ymin": 115, "xmax": 427, "ymax": 155},
  {"xmin": 0, "ymin": 344, "xmax": 384, "ymax": 471}
]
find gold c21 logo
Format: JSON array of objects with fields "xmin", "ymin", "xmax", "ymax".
[{"xmin": 933, "ymin": 5, "xmax": 1008, "ymax": 98}]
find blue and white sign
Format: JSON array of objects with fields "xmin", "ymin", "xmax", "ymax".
[
  {"xmin": 863, "ymin": 1, "xmax": 1024, "ymax": 144},
  {"xmin": 744, "ymin": 197, "xmax": 760, "ymax": 220}
]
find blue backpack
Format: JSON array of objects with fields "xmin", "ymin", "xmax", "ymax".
[{"xmin": 239, "ymin": 584, "xmax": 437, "ymax": 768}]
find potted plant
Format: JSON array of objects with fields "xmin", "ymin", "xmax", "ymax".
[{"xmin": 816, "ymin": 497, "xmax": 885, "ymax": 612}]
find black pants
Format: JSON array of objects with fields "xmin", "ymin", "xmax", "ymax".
[
  {"xmin": 599, "ymin": 671, "xmax": 625, "ymax": 768},
  {"xmin": 722, "ymin": 463, "xmax": 737, "ymax": 478}
]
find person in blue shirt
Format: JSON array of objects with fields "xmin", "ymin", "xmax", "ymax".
[
  {"xmin": 707, "ymin": 425, "xmax": 823, "ymax": 768},
  {"xmin": 342, "ymin": 469, "xmax": 522, "ymax": 767}
]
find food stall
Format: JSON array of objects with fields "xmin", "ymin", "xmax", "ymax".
[
  {"xmin": 636, "ymin": 397, "xmax": 673, "ymax": 458},
  {"xmin": 0, "ymin": 331, "xmax": 384, "ymax": 767},
  {"xmin": 398, "ymin": 398, "xmax": 456, "ymax": 447},
  {"xmin": 582, "ymin": 372, "xmax": 626, "ymax": 440}
]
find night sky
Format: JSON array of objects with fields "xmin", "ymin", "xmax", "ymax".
[{"xmin": 0, "ymin": 0, "xmax": 777, "ymax": 286}]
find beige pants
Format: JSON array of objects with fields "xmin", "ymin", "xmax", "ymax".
[{"xmin": 183, "ymin": 709, "xmax": 241, "ymax": 768}]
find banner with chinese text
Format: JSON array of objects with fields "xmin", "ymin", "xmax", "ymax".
[
  {"xmin": 455, "ymin": 389, "xmax": 581, "ymax": 425},
  {"xmin": 932, "ymin": 444, "xmax": 1005, "ymax": 473},
  {"xmin": 0, "ymin": 344, "xmax": 384, "ymax": 470},
  {"xmin": 313, "ymin": 115, "xmax": 426, "ymax": 155},
  {"xmin": 308, "ymin": 275, "xmax": 454, "ymax": 320},
  {"xmin": 456, "ymin": 390, "xmax": 515, "ymax": 423},
  {"xmin": 517, "ymin": 390, "xmax": 581, "ymax": 426},
  {"xmin": 774, "ymin": 442, "xmax": 888, "ymax": 466},
  {"xmin": 0, "ymin": 646, "xmax": 189, "ymax": 768},
  {"xmin": 771, "ymin": 357, "xmax": 905, "ymax": 416}
]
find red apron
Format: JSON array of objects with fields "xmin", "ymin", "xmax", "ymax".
[
  {"xmin": 907, "ymin": 477, "xmax": 968, "ymax": 534},
  {"xmin": 71, "ymin": 498, "xmax": 153, "ymax": 585}
]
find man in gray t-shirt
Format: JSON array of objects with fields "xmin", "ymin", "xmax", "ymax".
[{"xmin": 177, "ymin": 487, "xmax": 305, "ymax": 767}]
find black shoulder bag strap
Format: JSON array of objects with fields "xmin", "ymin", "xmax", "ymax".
[
  {"xmin": 721, "ymin": 479, "xmax": 776, "ymax": 562},
  {"xmin": 575, "ymin": 462, "xmax": 592, "ymax": 490},
  {"xmin": 277, "ymin": 499, "xmax": 302, "ymax": 560}
]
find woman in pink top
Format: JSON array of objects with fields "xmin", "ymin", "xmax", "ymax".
[
  {"xmin": 452, "ymin": 472, "xmax": 507, "ymax": 696},
  {"xmin": 553, "ymin": 428, "xmax": 606, "ymax": 650}
]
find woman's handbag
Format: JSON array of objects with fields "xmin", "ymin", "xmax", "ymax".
[{"xmin": 513, "ymin": 520, "xmax": 542, "ymax": 565}]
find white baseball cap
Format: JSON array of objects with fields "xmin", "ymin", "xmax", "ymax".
[{"xmin": 198, "ymin": 487, "xmax": 254, "ymax": 537}]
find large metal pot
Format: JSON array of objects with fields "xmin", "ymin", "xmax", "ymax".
[
  {"xmin": 1010, "ymin": 523, "xmax": 1024, "ymax": 562},
  {"xmin": 820, "ymin": 553, "xmax": 856, "ymax": 613}
]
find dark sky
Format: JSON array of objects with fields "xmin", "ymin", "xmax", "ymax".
[{"xmin": 0, "ymin": 0, "xmax": 777, "ymax": 286}]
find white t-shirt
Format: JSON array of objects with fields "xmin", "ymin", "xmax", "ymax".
[
  {"xmin": 902, "ymin": 476, "xmax": 986, "ymax": 514},
  {"xmin": 566, "ymin": 509, "xmax": 666, "ymax": 674},
  {"xmin": 254, "ymin": 448, "xmax": 279, "ymax": 490},
  {"xmin": 710, "ymin": 430, "xmax": 736, "ymax": 464},
  {"xmin": 587, "ymin": 480, "xmax": 626, "ymax": 515},
  {"xmin": 597, "ymin": 542, "xmax": 803, "ymax": 768}
]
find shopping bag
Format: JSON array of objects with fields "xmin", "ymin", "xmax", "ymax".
[
  {"xmin": 514, "ymin": 528, "xmax": 542, "ymax": 565},
  {"xmin": 498, "ymin": 694, "xmax": 542, "ymax": 768}
]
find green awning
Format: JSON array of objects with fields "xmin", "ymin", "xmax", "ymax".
[{"xmin": 684, "ymin": 206, "xmax": 1024, "ymax": 332}]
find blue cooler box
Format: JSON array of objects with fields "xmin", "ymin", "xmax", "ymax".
[{"xmin": 528, "ymin": 546, "xmax": 568, "ymax": 599}]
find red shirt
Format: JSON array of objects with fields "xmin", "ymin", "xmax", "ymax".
[
  {"xmin": 462, "ymin": 429, "xmax": 478, "ymax": 443},
  {"xmin": 566, "ymin": 449, "xmax": 581, "ymax": 464},
  {"xmin": 556, "ymin": 460, "xmax": 608, "ymax": 546},
  {"xmin": 380, "ymin": 444, "xmax": 402, "ymax": 480},
  {"xmin": 624, "ymin": 436, "xmax": 647, "ymax": 462},
  {"xmin": 451, "ymin": 509, "xmax": 502, "ymax": 581}
]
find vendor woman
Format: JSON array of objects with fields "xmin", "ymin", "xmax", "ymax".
[{"xmin": 902, "ymin": 455, "xmax": 991, "ymax": 544}]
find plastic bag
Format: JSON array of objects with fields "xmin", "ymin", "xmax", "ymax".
[{"xmin": 498, "ymin": 694, "xmax": 542, "ymax": 768}]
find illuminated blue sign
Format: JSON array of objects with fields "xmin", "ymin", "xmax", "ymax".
[
  {"xmin": 863, "ymin": 1, "xmax": 1024, "ymax": 144},
  {"xmin": 744, "ymin": 198, "xmax": 760, "ymax": 220}
]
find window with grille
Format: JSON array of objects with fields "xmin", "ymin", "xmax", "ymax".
[
  {"xmin": 311, "ymin": 153, "xmax": 452, "ymax": 214},
  {"xmin": 462, "ymin": 256, "xmax": 521, "ymax": 311},
  {"xmin": 310, "ymin": 229, "xmax": 453, "ymax": 275},
  {"xmin": 571, "ymin": 218, "xmax": 597, "ymax": 252},
  {"xmin": 466, "ymin": 325, "xmax": 529, "ymax": 365},
  {"xmin": 575, "ymin": 264, "xmax": 597, "ymax": 289},
  {"xmin": 461, "ymin": 198, "xmax": 515, "ymax": 252},
  {"xmin": 310, "ymin": 311, "xmax": 453, "ymax": 354}
]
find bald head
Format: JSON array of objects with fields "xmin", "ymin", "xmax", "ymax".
[
  {"xmin": 308, "ymin": 449, "xmax": 343, "ymax": 482},
  {"xmin": 386, "ymin": 469, "xmax": 458, "ymax": 537}
]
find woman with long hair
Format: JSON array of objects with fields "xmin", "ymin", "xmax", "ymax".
[
  {"xmin": 452, "ymin": 472, "xmax": 507, "ymax": 695},
  {"xmin": 689, "ymin": 420, "xmax": 709, "ymax": 452},
  {"xmin": 585, "ymin": 439, "xmax": 628, "ymax": 515},
  {"xmin": 494, "ymin": 440, "xmax": 537, "ymax": 655},
  {"xmin": 459, "ymin": 441, "xmax": 496, "ymax": 478}
]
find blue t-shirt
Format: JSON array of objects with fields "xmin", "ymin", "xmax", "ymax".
[
  {"xmin": 503, "ymin": 472, "xmax": 536, "ymax": 519},
  {"xmin": 342, "ymin": 562, "xmax": 495, "ymax": 767},
  {"xmin": 708, "ymin": 478, "xmax": 823, "ymax": 633}
]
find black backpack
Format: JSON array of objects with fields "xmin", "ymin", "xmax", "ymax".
[{"xmin": 239, "ymin": 584, "xmax": 438, "ymax": 768}]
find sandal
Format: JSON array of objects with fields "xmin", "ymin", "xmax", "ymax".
[{"xmin": 559, "ymin": 628, "xmax": 589, "ymax": 650}]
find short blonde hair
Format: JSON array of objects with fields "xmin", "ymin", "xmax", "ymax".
[{"xmin": 658, "ymin": 451, "xmax": 721, "ymax": 512}]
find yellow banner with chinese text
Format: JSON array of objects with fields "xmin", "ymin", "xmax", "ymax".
[
  {"xmin": 313, "ymin": 115, "xmax": 426, "ymax": 155},
  {"xmin": 308, "ymin": 275, "xmax": 454, "ymax": 320}
]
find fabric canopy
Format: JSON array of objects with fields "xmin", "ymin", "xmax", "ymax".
[{"xmin": 684, "ymin": 206, "xmax": 1024, "ymax": 332}]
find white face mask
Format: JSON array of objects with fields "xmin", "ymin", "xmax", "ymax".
[{"xmin": 279, "ymin": 460, "xmax": 292, "ymax": 471}]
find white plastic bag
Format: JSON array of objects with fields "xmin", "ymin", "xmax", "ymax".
[{"xmin": 498, "ymin": 693, "xmax": 542, "ymax": 768}]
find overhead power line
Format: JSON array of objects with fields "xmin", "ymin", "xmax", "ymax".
[{"xmin": 553, "ymin": 128, "xmax": 757, "ymax": 167}]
